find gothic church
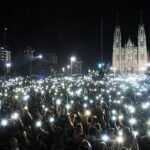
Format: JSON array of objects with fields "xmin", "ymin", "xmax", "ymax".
[{"xmin": 112, "ymin": 13, "xmax": 148, "ymax": 73}]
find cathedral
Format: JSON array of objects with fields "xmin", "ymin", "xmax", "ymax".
[{"xmin": 112, "ymin": 14, "xmax": 148, "ymax": 73}]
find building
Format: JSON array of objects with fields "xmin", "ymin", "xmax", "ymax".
[
  {"xmin": 112, "ymin": 13, "xmax": 148, "ymax": 73},
  {"xmin": 35, "ymin": 53, "xmax": 58, "ymax": 76},
  {"xmin": 24, "ymin": 46, "xmax": 35, "ymax": 58},
  {"xmin": 72, "ymin": 61, "xmax": 82, "ymax": 74},
  {"xmin": 0, "ymin": 46, "xmax": 11, "ymax": 62}
]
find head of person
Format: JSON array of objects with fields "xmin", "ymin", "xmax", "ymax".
[{"xmin": 9, "ymin": 137, "xmax": 19, "ymax": 150}]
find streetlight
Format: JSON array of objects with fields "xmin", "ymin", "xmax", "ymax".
[
  {"xmin": 67, "ymin": 65, "xmax": 70, "ymax": 75},
  {"xmin": 5, "ymin": 62, "xmax": 11, "ymax": 73},
  {"xmin": 37, "ymin": 54, "xmax": 43, "ymax": 59},
  {"xmin": 70, "ymin": 56, "xmax": 76, "ymax": 75},
  {"xmin": 67, "ymin": 65, "xmax": 70, "ymax": 69},
  {"xmin": 62, "ymin": 67, "xmax": 65, "ymax": 73}
]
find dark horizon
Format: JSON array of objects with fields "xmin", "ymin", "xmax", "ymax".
[{"xmin": 0, "ymin": 1, "xmax": 150, "ymax": 67}]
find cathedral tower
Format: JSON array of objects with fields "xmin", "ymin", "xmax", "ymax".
[
  {"xmin": 112, "ymin": 14, "xmax": 121, "ymax": 71},
  {"xmin": 138, "ymin": 11, "xmax": 148, "ymax": 72}
]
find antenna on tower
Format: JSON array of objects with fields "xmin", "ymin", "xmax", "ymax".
[
  {"xmin": 116, "ymin": 12, "xmax": 119, "ymax": 27},
  {"xmin": 140, "ymin": 10, "xmax": 143, "ymax": 25},
  {"xmin": 100, "ymin": 16, "xmax": 103, "ymax": 64},
  {"xmin": 3, "ymin": 27, "xmax": 7, "ymax": 47}
]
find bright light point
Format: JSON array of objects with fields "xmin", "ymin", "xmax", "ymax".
[
  {"xmin": 6, "ymin": 63, "xmax": 11, "ymax": 67},
  {"xmin": 1, "ymin": 119, "xmax": 8, "ymax": 126},
  {"xmin": 62, "ymin": 67, "xmax": 65, "ymax": 72},
  {"xmin": 38, "ymin": 54, "xmax": 43, "ymax": 59},
  {"xmin": 116, "ymin": 136, "xmax": 124, "ymax": 143},
  {"xmin": 118, "ymin": 130, "xmax": 123, "ymax": 136},
  {"xmin": 118, "ymin": 115, "xmax": 124, "ymax": 120},
  {"xmin": 42, "ymin": 105, "xmax": 45, "ymax": 108},
  {"xmin": 141, "ymin": 102, "xmax": 149, "ymax": 109},
  {"xmin": 84, "ymin": 96, "xmax": 88, "ymax": 100},
  {"xmin": 112, "ymin": 116, "xmax": 117, "ymax": 121},
  {"xmin": 15, "ymin": 95, "xmax": 18, "ymax": 99},
  {"xmin": 36, "ymin": 121, "xmax": 42, "ymax": 127},
  {"xmin": 147, "ymin": 119, "xmax": 150, "ymax": 125},
  {"xmin": 129, "ymin": 118, "xmax": 137, "ymax": 125},
  {"xmin": 147, "ymin": 131, "xmax": 150, "ymax": 136},
  {"xmin": 83, "ymin": 103, "xmax": 88, "ymax": 108},
  {"xmin": 132, "ymin": 131, "xmax": 139, "ymax": 137},
  {"xmin": 66, "ymin": 104, "xmax": 71, "ymax": 110},
  {"xmin": 84, "ymin": 110, "xmax": 91, "ymax": 117},
  {"xmin": 11, "ymin": 112, "xmax": 19, "ymax": 120},
  {"xmin": 23, "ymin": 95, "xmax": 29, "ymax": 101},
  {"xmin": 67, "ymin": 65, "xmax": 70, "ymax": 69},
  {"xmin": 101, "ymin": 135, "xmax": 109, "ymax": 142},
  {"xmin": 98, "ymin": 63, "xmax": 102, "ymax": 68},
  {"xmin": 90, "ymin": 100, "xmax": 93, "ymax": 104},
  {"xmin": 24, "ymin": 106, "xmax": 28, "ymax": 110},
  {"xmin": 70, "ymin": 56, "xmax": 76, "ymax": 62},
  {"xmin": 128, "ymin": 106, "xmax": 135, "ymax": 114},
  {"xmin": 112, "ymin": 110, "xmax": 116, "ymax": 115},
  {"xmin": 49, "ymin": 117, "xmax": 54, "ymax": 123},
  {"xmin": 56, "ymin": 99, "xmax": 61, "ymax": 105},
  {"xmin": 45, "ymin": 108, "xmax": 48, "ymax": 112}
]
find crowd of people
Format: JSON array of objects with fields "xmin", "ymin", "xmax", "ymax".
[{"xmin": 0, "ymin": 73, "xmax": 150, "ymax": 150}]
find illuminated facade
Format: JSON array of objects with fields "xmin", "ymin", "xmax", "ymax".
[
  {"xmin": 0, "ymin": 46, "xmax": 11, "ymax": 62},
  {"xmin": 112, "ymin": 15, "xmax": 148, "ymax": 73}
]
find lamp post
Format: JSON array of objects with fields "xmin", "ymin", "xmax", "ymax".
[
  {"xmin": 5, "ymin": 62, "xmax": 11, "ymax": 74},
  {"xmin": 67, "ymin": 65, "xmax": 70, "ymax": 75},
  {"xmin": 70, "ymin": 56, "xmax": 76, "ymax": 76},
  {"xmin": 30, "ymin": 53, "xmax": 43, "ymax": 76},
  {"xmin": 29, "ymin": 50, "xmax": 34, "ymax": 76}
]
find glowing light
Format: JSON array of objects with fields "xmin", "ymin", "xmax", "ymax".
[
  {"xmin": 90, "ymin": 100, "xmax": 93, "ymax": 104},
  {"xmin": 36, "ymin": 121, "xmax": 42, "ymax": 127},
  {"xmin": 141, "ymin": 102, "xmax": 150, "ymax": 109},
  {"xmin": 118, "ymin": 115, "xmax": 124, "ymax": 120},
  {"xmin": 49, "ymin": 117, "xmax": 54, "ymax": 123},
  {"xmin": 84, "ymin": 110, "xmax": 91, "ymax": 117},
  {"xmin": 129, "ymin": 118, "xmax": 137, "ymax": 125},
  {"xmin": 15, "ymin": 95, "xmax": 18, "ymax": 99},
  {"xmin": 84, "ymin": 96, "xmax": 88, "ymax": 101},
  {"xmin": 45, "ymin": 108, "xmax": 48, "ymax": 112},
  {"xmin": 112, "ymin": 116, "xmax": 117, "ymax": 121},
  {"xmin": 24, "ymin": 106, "xmax": 28, "ymax": 110},
  {"xmin": 1, "ymin": 119, "xmax": 8, "ymax": 126},
  {"xmin": 70, "ymin": 56, "xmax": 76, "ymax": 62},
  {"xmin": 6, "ymin": 63, "xmax": 11, "ymax": 68},
  {"xmin": 83, "ymin": 103, "xmax": 88, "ymax": 108},
  {"xmin": 38, "ymin": 54, "xmax": 43, "ymax": 59},
  {"xmin": 23, "ymin": 95, "xmax": 29, "ymax": 101},
  {"xmin": 56, "ymin": 99, "xmax": 61, "ymax": 105},
  {"xmin": 118, "ymin": 130, "xmax": 123, "ymax": 136},
  {"xmin": 132, "ymin": 131, "xmax": 139, "ymax": 137},
  {"xmin": 128, "ymin": 106, "xmax": 135, "ymax": 114},
  {"xmin": 11, "ymin": 112, "xmax": 19, "ymax": 120},
  {"xmin": 116, "ymin": 136, "xmax": 124, "ymax": 143},
  {"xmin": 112, "ymin": 110, "xmax": 117, "ymax": 115},
  {"xmin": 101, "ymin": 134, "xmax": 109, "ymax": 142},
  {"xmin": 66, "ymin": 104, "xmax": 71, "ymax": 110}
]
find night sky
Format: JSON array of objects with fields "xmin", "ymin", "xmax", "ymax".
[{"xmin": 0, "ymin": 1, "xmax": 150, "ymax": 67}]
